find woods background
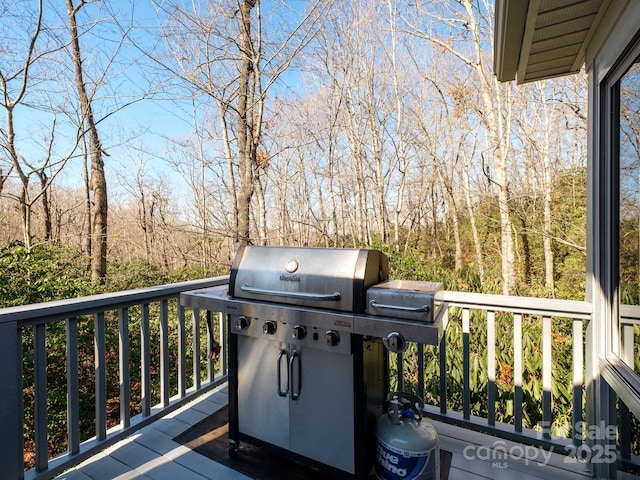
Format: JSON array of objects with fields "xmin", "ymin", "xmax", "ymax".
[{"xmin": 1, "ymin": 0, "xmax": 588, "ymax": 300}]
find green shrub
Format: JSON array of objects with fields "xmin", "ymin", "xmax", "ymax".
[{"xmin": 0, "ymin": 242, "xmax": 96, "ymax": 307}]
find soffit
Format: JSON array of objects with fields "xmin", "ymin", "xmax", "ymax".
[{"xmin": 495, "ymin": 0, "xmax": 609, "ymax": 83}]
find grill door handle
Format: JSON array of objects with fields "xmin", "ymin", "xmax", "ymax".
[
  {"xmin": 289, "ymin": 350, "xmax": 301, "ymax": 400},
  {"xmin": 277, "ymin": 350, "xmax": 289, "ymax": 397},
  {"xmin": 368, "ymin": 300, "xmax": 430, "ymax": 313},
  {"xmin": 241, "ymin": 284, "xmax": 341, "ymax": 302}
]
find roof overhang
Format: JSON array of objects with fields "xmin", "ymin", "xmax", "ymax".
[{"xmin": 494, "ymin": 0, "xmax": 609, "ymax": 84}]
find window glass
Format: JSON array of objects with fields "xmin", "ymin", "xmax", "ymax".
[{"xmin": 619, "ymin": 53, "xmax": 640, "ymax": 374}]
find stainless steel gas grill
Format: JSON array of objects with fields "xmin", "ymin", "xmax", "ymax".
[{"xmin": 180, "ymin": 246, "xmax": 445, "ymax": 479}]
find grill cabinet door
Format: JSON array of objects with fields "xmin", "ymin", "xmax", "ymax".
[
  {"xmin": 237, "ymin": 335, "xmax": 290, "ymax": 449},
  {"xmin": 289, "ymin": 345, "xmax": 355, "ymax": 474}
]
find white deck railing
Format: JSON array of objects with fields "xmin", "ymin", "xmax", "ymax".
[
  {"xmin": 408, "ymin": 291, "xmax": 592, "ymax": 453},
  {"xmin": 0, "ymin": 276, "xmax": 229, "ymax": 480},
  {"xmin": 2, "ymin": 281, "xmax": 639, "ymax": 479}
]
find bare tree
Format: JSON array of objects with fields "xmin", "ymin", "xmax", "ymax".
[
  {"xmin": 401, "ymin": 0, "xmax": 517, "ymax": 294},
  {"xmin": 66, "ymin": 0, "xmax": 108, "ymax": 280},
  {"xmin": 0, "ymin": 1, "xmax": 43, "ymax": 250},
  {"xmin": 0, "ymin": 0, "xmax": 76, "ymax": 249},
  {"xmin": 149, "ymin": 0, "xmax": 325, "ymax": 247}
]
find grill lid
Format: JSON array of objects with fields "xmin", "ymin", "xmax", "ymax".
[
  {"xmin": 366, "ymin": 280, "xmax": 443, "ymax": 322},
  {"xmin": 228, "ymin": 246, "xmax": 389, "ymax": 313}
]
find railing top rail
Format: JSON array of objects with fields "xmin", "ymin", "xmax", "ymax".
[
  {"xmin": 0, "ymin": 276, "xmax": 229, "ymax": 326},
  {"xmin": 440, "ymin": 290, "xmax": 592, "ymax": 319}
]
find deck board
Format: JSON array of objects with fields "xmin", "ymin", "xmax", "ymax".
[
  {"xmin": 433, "ymin": 419, "xmax": 591, "ymax": 480},
  {"xmin": 57, "ymin": 383, "xmax": 592, "ymax": 480}
]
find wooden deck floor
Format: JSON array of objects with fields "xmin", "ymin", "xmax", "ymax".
[{"xmin": 56, "ymin": 383, "xmax": 594, "ymax": 480}]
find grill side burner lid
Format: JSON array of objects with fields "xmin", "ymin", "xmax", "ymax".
[
  {"xmin": 366, "ymin": 280, "xmax": 443, "ymax": 322},
  {"xmin": 228, "ymin": 246, "xmax": 389, "ymax": 313}
]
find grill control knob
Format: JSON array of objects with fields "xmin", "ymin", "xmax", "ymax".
[
  {"xmin": 292, "ymin": 325, "xmax": 307, "ymax": 340},
  {"xmin": 325, "ymin": 330, "xmax": 340, "ymax": 347},
  {"xmin": 383, "ymin": 332, "xmax": 407, "ymax": 353},
  {"xmin": 236, "ymin": 316, "xmax": 250, "ymax": 331},
  {"xmin": 263, "ymin": 321, "xmax": 277, "ymax": 335}
]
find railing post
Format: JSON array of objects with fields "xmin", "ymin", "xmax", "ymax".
[{"xmin": 0, "ymin": 320, "xmax": 24, "ymax": 480}]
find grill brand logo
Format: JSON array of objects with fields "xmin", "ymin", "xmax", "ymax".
[
  {"xmin": 280, "ymin": 275, "xmax": 301, "ymax": 282},
  {"xmin": 334, "ymin": 319, "xmax": 352, "ymax": 328}
]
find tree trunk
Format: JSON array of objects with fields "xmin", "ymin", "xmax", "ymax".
[
  {"xmin": 463, "ymin": 0, "xmax": 516, "ymax": 294},
  {"xmin": 255, "ymin": 171, "xmax": 267, "ymax": 245},
  {"xmin": 82, "ymin": 139, "xmax": 92, "ymax": 259},
  {"xmin": 216, "ymin": 99, "xmax": 239, "ymax": 241},
  {"xmin": 236, "ymin": 0, "xmax": 256, "ymax": 246},
  {"xmin": 37, "ymin": 170, "xmax": 52, "ymax": 241},
  {"xmin": 66, "ymin": 0, "xmax": 108, "ymax": 281},
  {"xmin": 387, "ymin": 0, "xmax": 407, "ymax": 251},
  {"xmin": 19, "ymin": 184, "xmax": 32, "ymax": 250},
  {"xmin": 538, "ymin": 82, "xmax": 555, "ymax": 296},
  {"xmin": 463, "ymin": 152, "xmax": 485, "ymax": 283},
  {"xmin": 408, "ymin": 0, "xmax": 517, "ymax": 293}
]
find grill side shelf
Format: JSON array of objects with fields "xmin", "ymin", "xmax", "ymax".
[
  {"xmin": 352, "ymin": 303, "xmax": 445, "ymax": 346},
  {"xmin": 180, "ymin": 286, "xmax": 445, "ymax": 348}
]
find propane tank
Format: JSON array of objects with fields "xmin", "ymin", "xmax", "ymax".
[{"xmin": 375, "ymin": 392, "xmax": 439, "ymax": 480}]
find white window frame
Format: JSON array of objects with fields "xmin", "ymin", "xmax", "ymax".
[{"xmin": 599, "ymin": 35, "xmax": 640, "ymax": 419}]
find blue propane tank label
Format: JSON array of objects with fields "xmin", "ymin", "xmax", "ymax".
[{"xmin": 375, "ymin": 437, "xmax": 438, "ymax": 480}]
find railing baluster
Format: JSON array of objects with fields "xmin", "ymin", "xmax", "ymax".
[
  {"xmin": 160, "ymin": 300, "xmax": 170, "ymax": 406},
  {"xmin": 119, "ymin": 308, "xmax": 130, "ymax": 428},
  {"xmin": 542, "ymin": 315, "xmax": 552, "ymax": 439},
  {"xmin": 193, "ymin": 308, "xmax": 201, "ymax": 389},
  {"xmin": 141, "ymin": 303, "xmax": 151, "ymax": 417},
  {"xmin": 397, "ymin": 351, "xmax": 404, "ymax": 392},
  {"xmin": 34, "ymin": 323, "xmax": 48, "ymax": 472},
  {"xmin": 206, "ymin": 310, "xmax": 214, "ymax": 382},
  {"xmin": 572, "ymin": 318, "xmax": 584, "ymax": 447},
  {"xmin": 463, "ymin": 307, "xmax": 470, "ymax": 420},
  {"xmin": 219, "ymin": 311, "xmax": 227, "ymax": 376},
  {"xmin": 514, "ymin": 313, "xmax": 523, "ymax": 432},
  {"xmin": 487, "ymin": 310, "xmax": 496, "ymax": 426},
  {"xmin": 417, "ymin": 343, "xmax": 424, "ymax": 401},
  {"xmin": 439, "ymin": 307, "xmax": 448, "ymax": 414},
  {"xmin": 66, "ymin": 317, "xmax": 80, "ymax": 455},
  {"xmin": 619, "ymin": 324, "xmax": 635, "ymax": 459},
  {"xmin": 622, "ymin": 324, "xmax": 634, "ymax": 366},
  {"xmin": 178, "ymin": 305, "xmax": 186, "ymax": 397},
  {"xmin": 94, "ymin": 312, "xmax": 107, "ymax": 441}
]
